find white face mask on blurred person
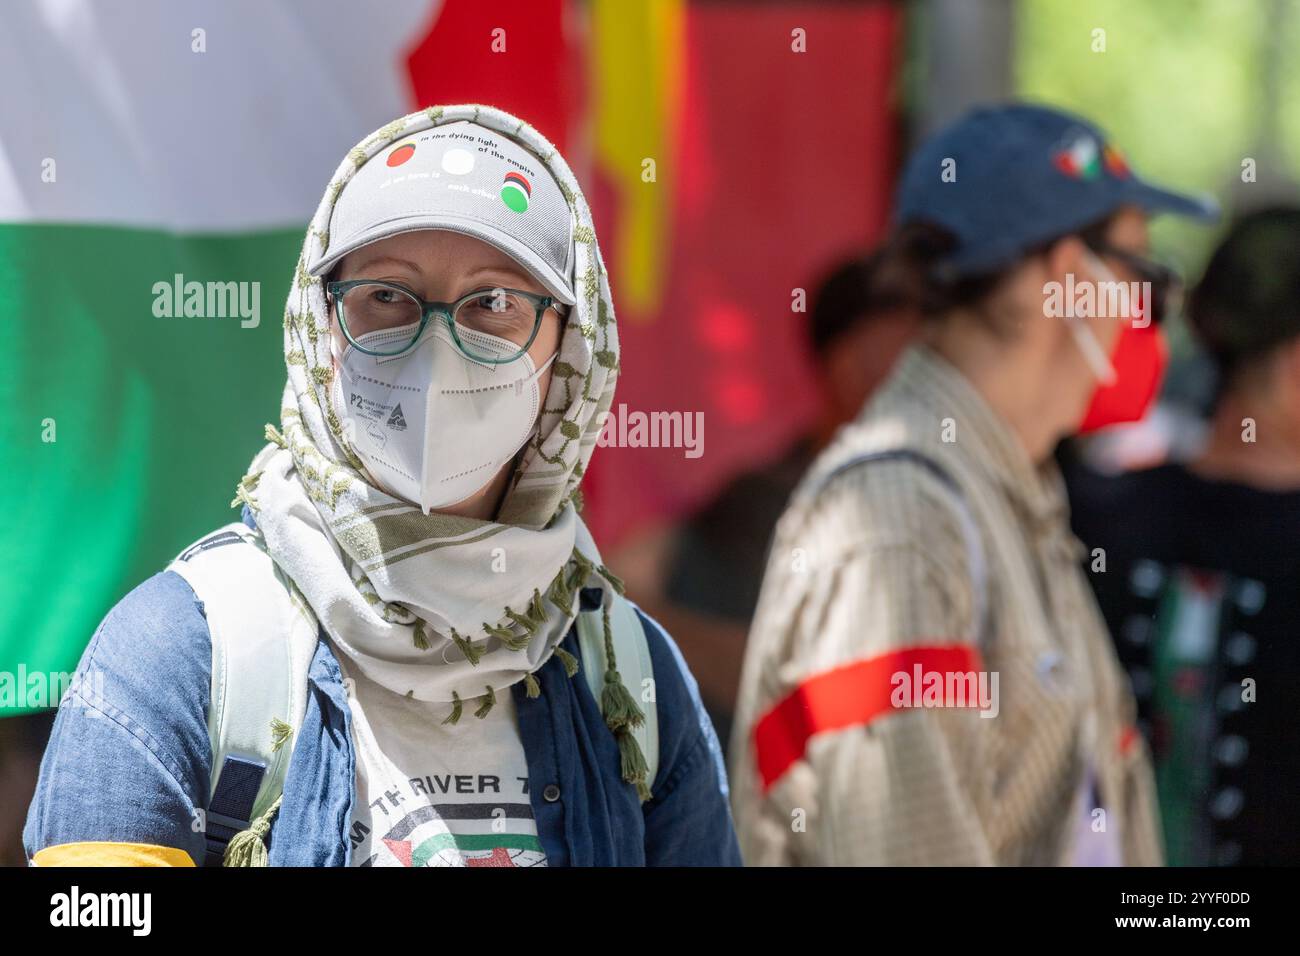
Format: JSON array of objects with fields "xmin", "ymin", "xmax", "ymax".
[
  {"xmin": 331, "ymin": 322, "xmax": 557, "ymax": 513},
  {"xmin": 1063, "ymin": 250, "xmax": 1121, "ymax": 387}
]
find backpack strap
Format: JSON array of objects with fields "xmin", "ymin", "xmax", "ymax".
[
  {"xmin": 165, "ymin": 522, "xmax": 319, "ymax": 866},
  {"xmin": 808, "ymin": 448, "xmax": 991, "ymax": 647},
  {"xmin": 574, "ymin": 587, "xmax": 660, "ymax": 799}
]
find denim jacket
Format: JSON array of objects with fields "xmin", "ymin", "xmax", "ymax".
[{"xmin": 23, "ymin": 507, "xmax": 742, "ymax": 866}]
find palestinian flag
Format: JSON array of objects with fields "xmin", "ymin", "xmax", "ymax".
[{"xmin": 0, "ymin": 0, "xmax": 575, "ymax": 716}]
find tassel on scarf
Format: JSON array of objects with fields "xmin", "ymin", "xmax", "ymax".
[
  {"xmin": 546, "ymin": 569, "xmax": 574, "ymax": 617},
  {"xmin": 442, "ymin": 690, "xmax": 463, "ymax": 725},
  {"xmin": 599, "ymin": 602, "xmax": 645, "ymax": 732},
  {"xmin": 269, "ymin": 718, "xmax": 293, "ymax": 753},
  {"xmin": 483, "ymin": 621, "xmax": 530, "ymax": 652},
  {"xmin": 568, "ymin": 548, "xmax": 594, "ymax": 591},
  {"xmin": 602, "ymin": 677, "xmax": 645, "ymax": 734},
  {"xmin": 412, "ymin": 622, "xmax": 430, "ymax": 651},
  {"xmin": 523, "ymin": 672, "xmax": 541, "ymax": 698},
  {"xmin": 473, "ymin": 685, "xmax": 496, "ymax": 719},
  {"xmin": 587, "ymin": 598, "xmax": 653, "ymax": 803},
  {"xmin": 505, "ymin": 605, "xmax": 538, "ymax": 636},
  {"xmin": 616, "ymin": 732, "xmax": 653, "ymax": 802},
  {"xmin": 553, "ymin": 645, "xmax": 580, "ymax": 678},
  {"xmin": 528, "ymin": 588, "xmax": 547, "ymax": 626},
  {"xmin": 597, "ymin": 564, "xmax": 626, "ymax": 596},
  {"xmin": 223, "ymin": 794, "xmax": 282, "ymax": 867},
  {"xmin": 230, "ymin": 471, "xmax": 262, "ymax": 513},
  {"xmin": 449, "ymin": 627, "xmax": 483, "ymax": 666}
]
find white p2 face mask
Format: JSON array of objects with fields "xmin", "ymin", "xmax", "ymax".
[{"xmin": 331, "ymin": 322, "xmax": 557, "ymax": 513}]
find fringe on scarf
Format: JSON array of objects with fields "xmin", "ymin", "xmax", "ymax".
[
  {"xmin": 224, "ymin": 717, "xmax": 293, "ymax": 867},
  {"xmin": 224, "ymin": 547, "xmax": 655, "ymax": 867},
  {"xmin": 428, "ymin": 547, "xmax": 654, "ymax": 803}
]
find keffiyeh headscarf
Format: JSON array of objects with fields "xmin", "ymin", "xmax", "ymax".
[{"xmin": 232, "ymin": 105, "xmax": 643, "ymax": 788}]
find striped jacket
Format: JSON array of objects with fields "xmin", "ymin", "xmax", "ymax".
[{"xmin": 728, "ymin": 343, "xmax": 1162, "ymax": 866}]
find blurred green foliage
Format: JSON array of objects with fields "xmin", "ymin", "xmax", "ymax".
[{"xmin": 1016, "ymin": 0, "xmax": 1300, "ymax": 364}]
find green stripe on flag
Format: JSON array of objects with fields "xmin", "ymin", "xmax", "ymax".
[
  {"xmin": 412, "ymin": 832, "xmax": 544, "ymax": 865},
  {"xmin": 0, "ymin": 222, "xmax": 302, "ymax": 716}
]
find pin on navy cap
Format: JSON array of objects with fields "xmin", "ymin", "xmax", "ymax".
[
  {"xmin": 308, "ymin": 120, "xmax": 577, "ymax": 305},
  {"xmin": 893, "ymin": 103, "xmax": 1220, "ymax": 280}
]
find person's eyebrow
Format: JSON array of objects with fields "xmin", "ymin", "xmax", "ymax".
[
  {"xmin": 461, "ymin": 264, "xmax": 534, "ymax": 288},
  {"xmin": 346, "ymin": 254, "xmax": 424, "ymax": 276}
]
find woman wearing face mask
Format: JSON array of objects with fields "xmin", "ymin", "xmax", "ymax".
[
  {"xmin": 728, "ymin": 103, "xmax": 1217, "ymax": 866},
  {"xmin": 23, "ymin": 105, "xmax": 741, "ymax": 867}
]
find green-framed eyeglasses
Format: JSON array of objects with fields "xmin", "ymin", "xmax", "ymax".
[{"xmin": 326, "ymin": 279, "xmax": 559, "ymax": 363}]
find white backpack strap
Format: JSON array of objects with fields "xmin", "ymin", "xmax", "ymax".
[
  {"xmin": 574, "ymin": 590, "xmax": 659, "ymax": 801},
  {"xmin": 165, "ymin": 522, "xmax": 319, "ymax": 866}
]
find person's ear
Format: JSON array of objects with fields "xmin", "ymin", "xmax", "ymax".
[
  {"xmin": 325, "ymin": 269, "xmax": 342, "ymax": 317},
  {"xmin": 1046, "ymin": 234, "xmax": 1096, "ymax": 286}
]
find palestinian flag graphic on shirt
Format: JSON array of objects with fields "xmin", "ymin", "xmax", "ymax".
[
  {"xmin": 359, "ymin": 802, "xmax": 547, "ymax": 868},
  {"xmin": 352, "ymin": 780, "xmax": 547, "ymax": 867}
]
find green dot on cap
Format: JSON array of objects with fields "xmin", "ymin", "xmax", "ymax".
[{"xmin": 501, "ymin": 183, "xmax": 529, "ymax": 213}]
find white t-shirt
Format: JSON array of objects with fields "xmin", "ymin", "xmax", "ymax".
[{"xmin": 335, "ymin": 652, "xmax": 548, "ymax": 867}]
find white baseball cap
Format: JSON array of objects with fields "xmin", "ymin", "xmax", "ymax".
[{"xmin": 308, "ymin": 120, "xmax": 577, "ymax": 305}]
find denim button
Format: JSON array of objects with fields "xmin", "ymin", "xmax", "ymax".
[{"xmin": 543, "ymin": 783, "xmax": 561, "ymax": 802}]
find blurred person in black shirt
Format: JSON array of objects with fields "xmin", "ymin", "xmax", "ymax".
[{"xmin": 1066, "ymin": 206, "xmax": 1300, "ymax": 865}]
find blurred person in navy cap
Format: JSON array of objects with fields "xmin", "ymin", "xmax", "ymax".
[
  {"xmin": 730, "ymin": 102, "xmax": 1218, "ymax": 865},
  {"xmin": 1066, "ymin": 206, "xmax": 1300, "ymax": 866}
]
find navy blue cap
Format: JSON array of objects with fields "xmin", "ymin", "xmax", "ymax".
[{"xmin": 894, "ymin": 103, "xmax": 1219, "ymax": 279}]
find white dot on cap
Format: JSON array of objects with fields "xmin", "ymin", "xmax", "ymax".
[{"xmin": 442, "ymin": 148, "xmax": 475, "ymax": 176}]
